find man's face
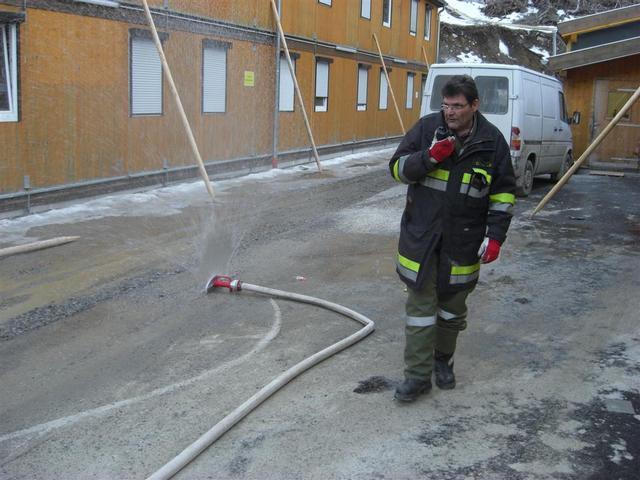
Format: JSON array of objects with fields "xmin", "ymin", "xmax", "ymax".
[{"xmin": 442, "ymin": 93, "xmax": 479, "ymax": 134}]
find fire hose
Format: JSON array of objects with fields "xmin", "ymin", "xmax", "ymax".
[{"xmin": 146, "ymin": 275, "xmax": 375, "ymax": 480}]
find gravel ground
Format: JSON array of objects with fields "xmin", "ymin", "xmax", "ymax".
[{"xmin": 1, "ymin": 150, "xmax": 639, "ymax": 479}]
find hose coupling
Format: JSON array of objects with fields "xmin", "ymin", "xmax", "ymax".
[{"xmin": 206, "ymin": 274, "xmax": 242, "ymax": 293}]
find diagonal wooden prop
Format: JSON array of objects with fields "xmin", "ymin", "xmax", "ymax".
[
  {"xmin": 270, "ymin": 0, "xmax": 322, "ymax": 172},
  {"xmin": 372, "ymin": 33, "xmax": 406, "ymax": 134},
  {"xmin": 141, "ymin": 0, "xmax": 215, "ymax": 200},
  {"xmin": 532, "ymin": 84, "xmax": 640, "ymax": 217}
]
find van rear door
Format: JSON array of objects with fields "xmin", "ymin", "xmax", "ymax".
[
  {"xmin": 470, "ymin": 67, "xmax": 513, "ymax": 145},
  {"xmin": 540, "ymin": 80, "xmax": 565, "ymax": 171}
]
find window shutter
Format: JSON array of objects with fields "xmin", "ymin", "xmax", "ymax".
[
  {"xmin": 0, "ymin": 24, "xmax": 13, "ymax": 113},
  {"xmin": 357, "ymin": 67, "xmax": 368, "ymax": 106},
  {"xmin": 316, "ymin": 61, "xmax": 329, "ymax": 98},
  {"xmin": 361, "ymin": 0, "xmax": 371, "ymax": 18},
  {"xmin": 279, "ymin": 56, "xmax": 295, "ymax": 111},
  {"xmin": 131, "ymin": 37, "xmax": 162, "ymax": 115},
  {"xmin": 406, "ymin": 73, "xmax": 414, "ymax": 109},
  {"xmin": 203, "ymin": 46, "xmax": 226, "ymax": 113},
  {"xmin": 424, "ymin": 6, "xmax": 432, "ymax": 40},
  {"xmin": 410, "ymin": 0, "xmax": 418, "ymax": 34},
  {"xmin": 379, "ymin": 71, "xmax": 388, "ymax": 109}
]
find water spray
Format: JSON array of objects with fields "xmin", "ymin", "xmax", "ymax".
[{"xmin": 146, "ymin": 274, "xmax": 375, "ymax": 479}]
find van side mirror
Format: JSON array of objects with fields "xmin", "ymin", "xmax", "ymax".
[{"xmin": 570, "ymin": 111, "xmax": 581, "ymax": 125}]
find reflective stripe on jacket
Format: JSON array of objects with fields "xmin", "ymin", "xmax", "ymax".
[{"xmin": 389, "ymin": 112, "xmax": 516, "ymax": 292}]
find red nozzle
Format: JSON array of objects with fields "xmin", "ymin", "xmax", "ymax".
[{"xmin": 206, "ymin": 274, "xmax": 242, "ymax": 293}]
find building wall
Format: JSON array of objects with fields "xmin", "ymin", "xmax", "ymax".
[
  {"xmin": 564, "ymin": 55, "xmax": 640, "ymax": 162},
  {"xmin": 0, "ymin": 0, "xmax": 438, "ymax": 196},
  {"xmin": 0, "ymin": 6, "xmax": 275, "ymax": 193}
]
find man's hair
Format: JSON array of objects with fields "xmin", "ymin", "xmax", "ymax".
[{"xmin": 442, "ymin": 75, "xmax": 478, "ymax": 105}]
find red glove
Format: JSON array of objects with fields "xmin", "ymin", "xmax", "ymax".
[
  {"xmin": 428, "ymin": 137, "xmax": 455, "ymax": 163},
  {"xmin": 478, "ymin": 237, "xmax": 501, "ymax": 264}
]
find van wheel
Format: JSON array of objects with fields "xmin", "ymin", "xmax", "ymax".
[
  {"xmin": 550, "ymin": 152, "xmax": 573, "ymax": 182},
  {"xmin": 516, "ymin": 158, "xmax": 534, "ymax": 197}
]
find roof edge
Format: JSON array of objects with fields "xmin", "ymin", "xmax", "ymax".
[
  {"xmin": 548, "ymin": 35, "xmax": 640, "ymax": 71},
  {"xmin": 558, "ymin": 4, "xmax": 640, "ymax": 36}
]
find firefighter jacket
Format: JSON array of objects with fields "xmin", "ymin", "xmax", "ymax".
[{"xmin": 389, "ymin": 111, "xmax": 516, "ymax": 292}]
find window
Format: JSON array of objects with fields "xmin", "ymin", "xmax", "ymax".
[
  {"xmin": 409, "ymin": 0, "xmax": 418, "ymax": 35},
  {"xmin": 202, "ymin": 41, "xmax": 228, "ymax": 113},
  {"xmin": 318, "ymin": 0, "xmax": 331, "ymax": 5},
  {"xmin": 357, "ymin": 65, "xmax": 369, "ymax": 111},
  {"xmin": 558, "ymin": 91, "xmax": 569, "ymax": 123},
  {"xmin": 382, "ymin": 0, "xmax": 392, "ymax": 28},
  {"xmin": 130, "ymin": 33, "xmax": 163, "ymax": 116},
  {"xmin": 607, "ymin": 90, "xmax": 632, "ymax": 120},
  {"xmin": 74, "ymin": 0, "xmax": 120, "ymax": 6},
  {"xmin": 315, "ymin": 59, "xmax": 330, "ymax": 112},
  {"xmin": 475, "ymin": 76, "xmax": 509, "ymax": 114},
  {"xmin": 279, "ymin": 54, "xmax": 296, "ymax": 112},
  {"xmin": 379, "ymin": 69, "xmax": 389, "ymax": 110},
  {"xmin": 406, "ymin": 72, "xmax": 415, "ymax": 109},
  {"xmin": 361, "ymin": 0, "xmax": 371, "ymax": 19},
  {"xmin": 429, "ymin": 75, "xmax": 452, "ymax": 110},
  {"xmin": 424, "ymin": 5, "xmax": 432, "ymax": 40},
  {"xmin": 429, "ymin": 74, "xmax": 510, "ymax": 115},
  {"xmin": 0, "ymin": 22, "xmax": 18, "ymax": 122},
  {"xmin": 420, "ymin": 74, "xmax": 427, "ymax": 111}
]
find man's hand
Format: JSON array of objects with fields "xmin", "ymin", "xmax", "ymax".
[
  {"xmin": 478, "ymin": 237, "xmax": 501, "ymax": 264},
  {"xmin": 428, "ymin": 136, "xmax": 455, "ymax": 163}
]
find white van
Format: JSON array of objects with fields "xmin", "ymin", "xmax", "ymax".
[{"xmin": 421, "ymin": 63, "xmax": 577, "ymax": 196}]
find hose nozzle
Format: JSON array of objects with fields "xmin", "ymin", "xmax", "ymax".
[{"xmin": 206, "ymin": 274, "xmax": 242, "ymax": 293}]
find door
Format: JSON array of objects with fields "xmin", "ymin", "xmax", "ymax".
[
  {"xmin": 591, "ymin": 79, "xmax": 640, "ymax": 165},
  {"xmin": 539, "ymin": 81, "xmax": 565, "ymax": 172},
  {"xmin": 471, "ymin": 67, "xmax": 513, "ymax": 144}
]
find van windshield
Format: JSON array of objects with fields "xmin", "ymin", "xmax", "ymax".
[{"xmin": 430, "ymin": 74, "xmax": 509, "ymax": 115}]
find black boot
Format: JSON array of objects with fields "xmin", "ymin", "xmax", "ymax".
[
  {"xmin": 434, "ymin": 351, "xmax": 456, "ymax": 390},
  {"xmin": 394, "ymin": 378, "xmax": 432, "ymax": 402}
]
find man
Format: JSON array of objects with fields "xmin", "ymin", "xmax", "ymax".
[{"xmin": 389, "ymin": 75, "xmax": 516, "ymax": 402}]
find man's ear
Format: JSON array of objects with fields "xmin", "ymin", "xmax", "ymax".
[{"xmin": 471, "ymin": 98, "xmax": 480, "ymax": 112}]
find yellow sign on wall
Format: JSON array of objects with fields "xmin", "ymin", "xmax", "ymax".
[{"xmin": 244, "ymin": 71, "xmax": 255, "ymax": 87}]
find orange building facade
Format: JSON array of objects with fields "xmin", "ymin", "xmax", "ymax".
[{"xmin": 0, "ymin": 0, "xmax": 442, "ymax": 207}]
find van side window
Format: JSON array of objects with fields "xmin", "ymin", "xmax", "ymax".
[
  {"xmin": 475, "ymin": 76, "xmax": 508, "ymax": 115},
  {"xmin": 558, "ymin": 91, "xmax": 569, "ymax": 123}
]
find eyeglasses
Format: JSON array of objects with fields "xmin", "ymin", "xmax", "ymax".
[{"xmin": 441, "ymin": 103, "xmax": 469, "ymax": 111}]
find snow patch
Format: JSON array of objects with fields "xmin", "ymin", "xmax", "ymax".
[
  {"xmin": 456, "ymin": 52, "xmax": 483, "ymax": 63},
  {"xmin": 609, "ymin": 440, "xmax": 634, "ymax": 464},
  {"xmin": 529, "ymin": 45, "xmax": 550, "ymax": 63},
  {"xmin": 442, "ymin": 0, "xmax": 556, "ymax": 33},
  {"xmin": 499, "ymin": 39, "xmax": 510, "ymax": 56}
]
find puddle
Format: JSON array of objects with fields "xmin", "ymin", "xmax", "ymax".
[{"xmin": 353, "ymin": 375, "xmax": 396, "ymax": 394}]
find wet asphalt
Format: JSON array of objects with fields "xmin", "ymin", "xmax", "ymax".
[{"xmin": 0, "ymin": 151, "xmax": 639, "ymax": 479}]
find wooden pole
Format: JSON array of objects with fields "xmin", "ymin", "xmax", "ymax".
[
  {"xmin": 140, "ymin": 0, "xmax": 215, "ymax": 200},
  {"xmin": 372, "ymin": 33, "xmax": 406, "ymax": 135},
  {"xmin": 532, "ymin": 84, "xmax": 640, "ymax": 217},
  {"xmin": 270, "ymin": 0, "xmax": 322, "ymax": 172},
  {"xmin": 0, "ymin": 236, "xmax": 80, "ymax": 259},
  {"xmin": 421, "ymin": 45, "xmax": 430, "ymax": 69}
]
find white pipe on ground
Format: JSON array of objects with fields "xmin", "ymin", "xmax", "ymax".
[
  {"xmin": 146, "ymin": 281, "xmax": 375, "ymax": 480},
  {"xmin": 0, "ymin": 236, "xmax": 80, "ymax": 259}
]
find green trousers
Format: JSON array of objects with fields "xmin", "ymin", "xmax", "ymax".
[{"xmin": 404, "ymin": 253, "xmax": 474, "ymax": 381}]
